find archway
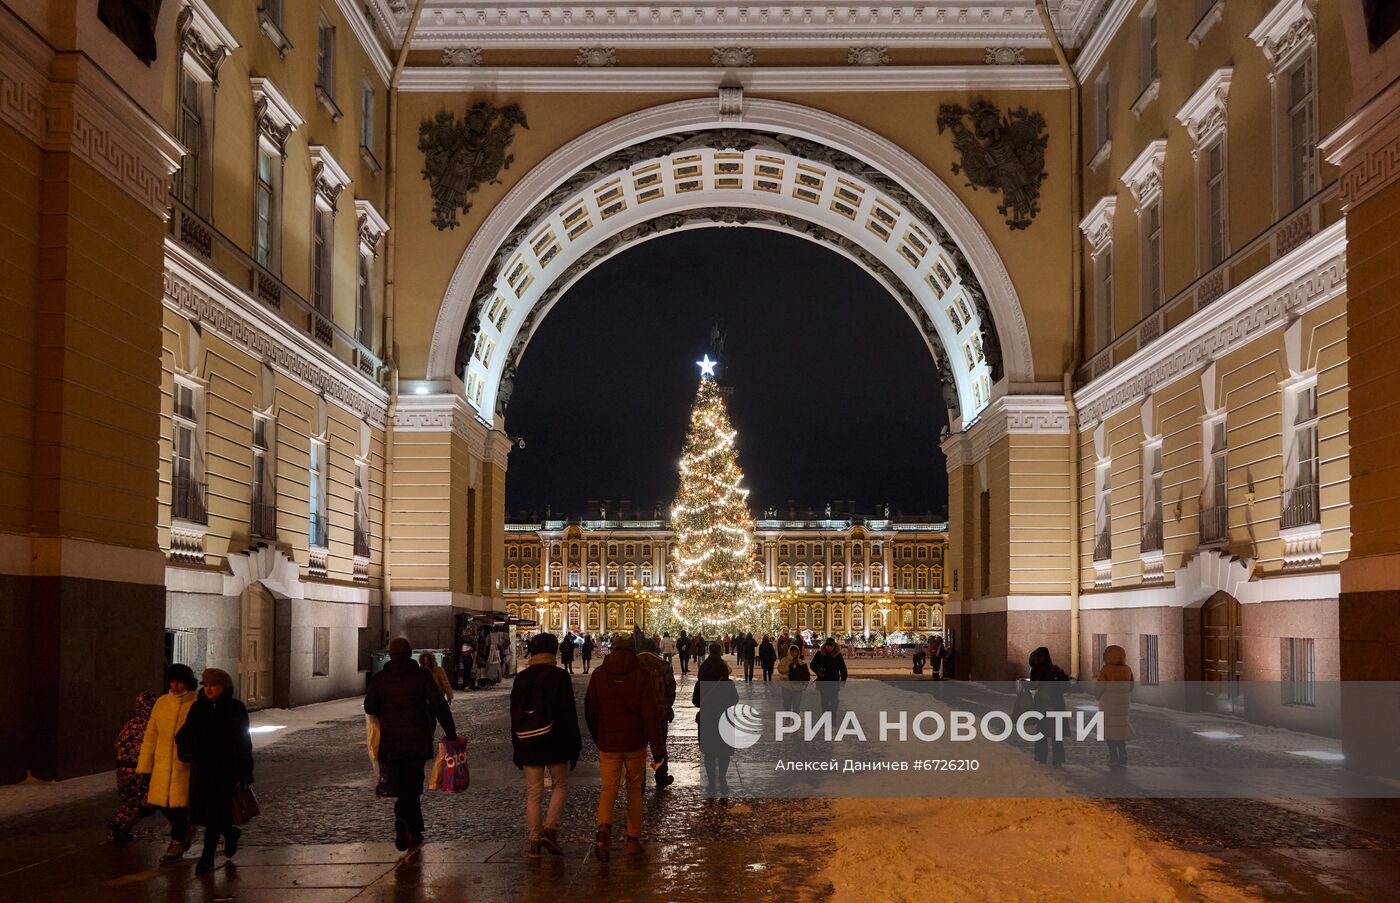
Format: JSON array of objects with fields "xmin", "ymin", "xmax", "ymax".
[{"xmin": 427, "ymin": 98, "xmax": 1036, "ymax": 429}]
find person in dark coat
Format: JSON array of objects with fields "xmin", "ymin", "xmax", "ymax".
[
  {"xmin": 581, "ymin": 633, "xmax": 595, "ymax": 673},
  {"xmin": 1028, "ymin": 646, "xmax": 1070, "ymax": 767},
  {"xmin": 738, "ymin": 632, "xmax": 758, "ymax": 682},
  {"xmin": 758, "ymin": 635, "xmax": 777, "ymax": 682},
  {"xmin": 635, "ymin": 636, "xmax": 677, "ymax": 788},
  {"xmin": 928, "ymin": 634, "xmax": 946, "ymax": 679},
  {"xmin": 511, "ymin": 633, "xmax": 582, "ymax": 858},
  {"xmin": 584, "ymin": 634, "xmax": 662, "ymax": 861},
  {"xmin": 675, "ymin": 632, "xmax": 691, "ymax": 675},
  {"xmin": 108, "ymin": 691, "xmax": 158, "ymax": 842},
  {"xmin": 364, "ymin": 637, "xmax": 458, "ymax": 850},
  {"xmin": 693, "ymin": 645, "xmax": 740, "ymax": 795},
  {"xmin": 175, "ymin": 669, "xmax": 253, "ymax": 874},
  {"xmin": 560, "ymin": 631, "xmax": 576, "ymax": 673},
  {"xmin": 809, "ymin": 637, "xmax": 849, "ymax": 717}
]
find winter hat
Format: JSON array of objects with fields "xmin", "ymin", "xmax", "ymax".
[
  {"xmin": 612, "ymin": 633, "xmax": 634, "ymax": 652},
  {"xmin": 166, "ymin": 663, "xmax": 196, "ymax": 688},
  {"xmin": 529, "ymin": 632, "xmax": 559, "ymax": 655},
  {"xmin": 201, "ymin": 668, "xmax": 233, "ymax": 692},
  {"xmin": 388, "ymin": 636, "xmax": 413, "ymax": 658}
]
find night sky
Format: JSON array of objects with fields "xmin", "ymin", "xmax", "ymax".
[{"xmin": 502, "ymin": 228, "xmax": 949, "ymax": 520}]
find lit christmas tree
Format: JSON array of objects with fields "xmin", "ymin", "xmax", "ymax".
[{"xmin": 669, "ymin": 356, "xmax": 768, "ymax": 632}]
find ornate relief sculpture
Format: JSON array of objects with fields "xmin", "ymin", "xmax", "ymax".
[
  {"xmin": 936, "ymin": 100, "xmax": 1048, "ymax": 231},
  {"xmin": 419, "ymin": 102, "xmax": 529, "ymax": 230}
]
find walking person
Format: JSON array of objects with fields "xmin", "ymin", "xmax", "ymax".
[
  {"xmin": 584, "ymin": 633, "xmax": 663, "ymax": 861},
  {"xmin": 457, "ymin": 634, "xmax": 476, "ymax": 691},
  {"xmin": 511, "ymin": 633, "xmax": 582, "ymax": 858},
  {"xmin": 1028, "ymin": 646, "xmax": 1070, "ymax": 767},
  {"xmin": 928, "ymin": 634, "xmax": 946, "ymax": 680},
  {"xmin": 738, "ymin": 632, "xmax": 757, "ymax": 682},
  {"xmin": 694, "ymin": 645, "xmax": 740, "ymax": 795},
  {"xmin": 581, "ymin": 633, "xmax": 595, "ymax": 673},
  {"xmin": 560, "ymin": 632, "xmax": 576, "ymax": 674},
  {"xmin": 1093, "ymin": 644, "xmax": 1135, "ymax": 767},
  {"xmin": 137, "ymin": 664, "xmax": 199, "ymax": 864},
  {"xmin": 810, "ymin": 637, "xmax": 849, "ymax": 717},
  {"xmin": 176, "ymin": 669, "xmax": 253, "ymax": 874},
  {"xmin": 758, "ymin": 635, "xmax": 777, "ymax": 682},
  {"xmin": 364, "ymin": 637, "xmax": 459, "ymax": 850},
  {"xmin": 108, "ymin": 691, "xmax": 158, "ymax": 842},
  {"xmin": 675, "ymin": 632, "xmax": 691, "ymax": 675},
  {"xmin": 776, "ymin": 644, "xmax": 809, "ymax": 712},
  {"xmin": 660, "ymin": 632, "xmax": 676, "ymax": 666},
  {"xmin": 636, "ymin": 636, "xmax": 677, "ymax": 788},
  {"xmin": 419, "ymin": 652, "xmax": 454, "ymax": 701}
]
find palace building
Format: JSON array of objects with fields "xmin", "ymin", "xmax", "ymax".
[
  {"xmin": 502, "ymin": 504, "xmax": 948, "ymax": 637},
  {"xmin": 8, "ymin": 0, "xmax": 1400, "ymax": 782}
]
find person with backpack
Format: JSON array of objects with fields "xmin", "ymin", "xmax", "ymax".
[
  {"xmin": 635, "ymin": 636, "xmax": 677, "ymax": 788},
  {"xmin": 1028, "ymin": 646, "xmax": 1070, "ymax": 767},
  {"xmin": 584, "ymin": 633, "xmax": 663, "ymax": 861},
  {"xmin": 511, "ymin": 633, "xmax": 582, "ymax": 858},
  {"xmin": 810, "ymin": 637, "xmax": 849, "ymax": 717},
  {"xmin": 364, "ymin": 637, "xmax": 458, "ymax": 850},
  {"xmin": 758, "ymin": 635, "xmax": 777, "ymax": 682},
  {"xmin": 581, "ymin": 633, "xmax": 595, "ymax": 674},
  {"xmin": 776, "ymin": 644, "xmax": 809, "ymax": 712}
]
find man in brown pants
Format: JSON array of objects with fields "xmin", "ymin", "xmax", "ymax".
[{"xmin": 584, "ymin": 633, "xmax": 663, "ymax": 861}]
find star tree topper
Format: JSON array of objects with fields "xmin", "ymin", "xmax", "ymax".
[{"xmin": 696, "ymin": 354, "xmax": 718, "ymax": 379}]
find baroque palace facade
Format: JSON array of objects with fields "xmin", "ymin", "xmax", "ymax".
[
  {"xmin": 502, "ymin": 506, "xmax": 948, "ymax": 637},
  {"xmin": 7, "ymin": 0, "xmax": 1400, "ymax": 781}
]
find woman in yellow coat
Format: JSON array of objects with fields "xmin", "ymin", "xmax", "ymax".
[{"xmin": 137, "ymin": 663, "xmax": 199, "ymax": 864}]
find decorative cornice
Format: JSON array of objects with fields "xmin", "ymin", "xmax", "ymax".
[
  {"xmin": 392, "ymin": 393, "xmax": 495, "ymax": 462},
  {"xmin": 309, "ymin": 145, "xmax": 352, "ymax": 212},
  {"xmin": 0, "ymin": 15, "xmax": 47, "ymax": 145},
  {"xmin": 1120, "ymin": 139, "xmax": 1167, "ymax": 210},
  {"xmin": 331, "ymin": 0, "xmax": 393, "ymax": 84},
  {"xmin": 1175, "ymin": 68, "xmax": 1232, "ymax": 152},
  {"xmin": 162, "ymin": 241, "xmax": 388, "ymax": 427},
  {"xmin": 443, "ymin": 46, "xmax": 483, "ymax": 65},
  {"xmin": 1074, "ymin": 221, "xmax": 1347, "ymax": 426},
  {"xmin": 1248, "ymin": 0, "xmax": 1316, "ymax": 71},
  {"xmin": 355, "ymin": 198, "xmax": 390, "ymax": 256},
  {"xmin": 398, "ymin": 64, "xmax": 1070, "ymax": 92},
  {"xmin": 178, "ymin": 0, "xmax": 240, "ymax": 85},
  {"xmin": 576, "ymin": 46, "xmax": 619, "ymax": 66},
  {"xmin": 250, "ymin": 77, "xmax": 304, "ymax": 156},
  {"xmin": 847, "ymin": 46, "xmax": 890, "ymax": 66},
  {"xmin": 1079, "ymin": 195, "xmax": 1117, "ymax": 257},
  {"xmin": 1071, "ymin": 0, "xmax": 1133, "ymax": 79},
  {"xmin": 1320, "ymin": 72, "xmax": 1400, "ymax": 211},
  {"xmin": 942, "ymin": 393, "xmax": 1070, "ymax": 472}
]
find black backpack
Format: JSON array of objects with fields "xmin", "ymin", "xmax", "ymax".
[
  {"xmin": 511, "ymin": 672, "xmax": 555, "ymax": 749},
  {"xmin": 789, "ymin": 662, "xmax": 811, "ymax": 683}
]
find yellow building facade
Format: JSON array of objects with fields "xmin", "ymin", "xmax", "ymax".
[{"xmin": 7, "ymin": 0, "xmax": 1400, "ymax": 780}]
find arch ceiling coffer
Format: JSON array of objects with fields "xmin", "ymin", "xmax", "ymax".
[{"xmin": 456, "ymin": 130, "xmax": 1005, "ymax": 424}]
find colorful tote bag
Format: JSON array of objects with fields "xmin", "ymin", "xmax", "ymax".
[{"xmin": 438, "ymin": 738, "xmax": 470, "ymax": 793}]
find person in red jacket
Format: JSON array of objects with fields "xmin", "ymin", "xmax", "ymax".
[{"xmin": 584, "ymin": 633, "xmax": 662, "ymax": 861}]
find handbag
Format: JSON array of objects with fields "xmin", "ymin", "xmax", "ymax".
[
  {"xmin": 231, "ymin": 785, "xmax": 261, "ymax": 825},
  {"xmin": 439, "ymin": 737, "xmax": 470, "ymax": 793}
]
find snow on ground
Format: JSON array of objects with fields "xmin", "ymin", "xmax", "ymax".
[{"xmin": 820, "ymin": 795, "xmax": 1260, "ymax": 903}]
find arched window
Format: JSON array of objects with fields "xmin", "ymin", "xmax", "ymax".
[
  {"xmin": 549, "ymin": 565, "xmax": 562, "ymax": 587},
  {"xmin": 608, "ymin": 542, "xmax": 618, "ymax": 557},
  {"xmin": 930, "ymin": 605, "xmax": 945, "ymax": 629},
  {"xmin": 624, "ymin": 602, "xmax": 636, "ymax": 626},
  {"xmin": 568, "ymin": 568, "xmax": 580, "ymax": 589},
  {"xmin": 588, "ymin": 604, "xmax": 600, "ymax": 630},
  {"xmin": 852, "ymin": 604, "xmax": 864, "ymax": 629},
  {"xmin": 624, "ymin": 543, "xmax": 635, "ymax": 557},
  {"xmin": 814, "ymin": 563, "xmax": 826, "ymax": 587},
  {"xmin": 832, "ymin": 605, "xmax": 845, "ymax": 631},
  {"xmin": 780, "ymin": 542, "xmax": 790, "ymax": 556},
  {"xmin": 624, "ymin": 564, "xmax": 636, "ymax": 585},
  {"xmin": 812, "ymin": 604, "xmax": 824, "ymax": 628},
  {"xmin": 550, "ymin": 604, "xmax": 562, "ymax": 630},
  {"xmin": 902, "ymin": 606, "xmax": 914, "ymax": 628},
  {"xmin": 587, "ymin": 563, "xmax": 600, "ymax": 587},
  {"xmin": 871, "ymin": 565, "xmax": 883, "ymax": 588},
  {"xmin": 588, "ymin": 543, "xmax": 598, "ymax": 557},
  {"xmin": 871, "ymin": 542, "xmax": 882, "ymax": 558},
  {"xmin": 608, "ymin": 564, "xmax": 619, "ymax": 588},
  {"xmin": 794, "ymin": 566, "xmax": 807, "ymax": 587},
  {"xmin": 833, "ymin": 563, "xmax": 845, "ymax": 587},
  {"xmin": 506, "ymin": 604, "xmax": 518, "ymax": 618},
  {"xmin": 779, "ymin": 564, "xmax": 790, "ymax": 586},
  {"xmin": 932, "ymin": 568, "xmax": 943, "ymax": 592},
  {"xmin": 507, "ymin": 566, "xmax": 519, "ymax": 590},
  {"xmin": 902, "ymin": 566, "xmax": 914, "ymax": 590},
  {"xmin": 917, "ymin": 545, "xmax": 928, "ymax": 560},
  {"xmin": 917, "ymin": 567, "xmax": 929, "ymax": 590},
  {"xmin": 917, "ymin": 606, "xmax": 929, "ymax": 628},
  {"xmin": 568, "ymin": 602, "xmax": 580, "ymax": 629},
  {"xmin": 796, "ymin": 543, "xmax": 806, "ymax": 556},
  {"xmin": 851, "ymin": 568, "xmax": 864, "ymax": 590},
  {"xmin": 607, "ymin": 603, "xmax": 619, "ymax": 629},
  {"xmin": 570, "ymin": 542, "xmax": 579, "ymax": 558},
  {"xmin": 641, "ymin": 568, "xmax": 652, "ymax": 587}
]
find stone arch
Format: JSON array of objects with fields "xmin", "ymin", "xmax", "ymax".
[{"xmin": 427, "ymin": 98, "xmax": 1036, "ymax": 428}]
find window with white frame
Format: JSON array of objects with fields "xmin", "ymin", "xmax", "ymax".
[
  {"xmin": 171, "ymin": 380, "xmax": 205, "ymax": 524},
  {"xmin": 779, "ymin": 564, "xmax": 790, "ymax": 587},
  {"xmin": 254, "ymin": 144, "xmax": 280, "ymax": 270},
  {"xmin": 1142, "ymin": 199, "xmax": 1163, "ymax": 315},
  {"xmin": 1204, "ymin": 139, "xmax": 1227, "ymax": 268},
  {"xmin": 1094, "ymin": 70, "xmax": 1112, "ymax": 153},
  {"xmin": 1141, "ymin": 441, "xmax": 1163, "ymax": 552},
  {"xmin": 308, "ymin": 439, "xmax": 328, "ymax": 548},
  {"xmin": 316, "ymin": 15, "xmax": 336, "ymax": 103},
  {"xmin": 568, "ymin": 569, "xmax": 580, "ymax": 589},
  {"xmin": 1094, "ymin": 461, "xmax": 1112, "ymax": 561},
  {"xmin": 1095, "ymin": 247, "xmax": 1114, "ymax": 350},
  {"xmin": 1285, "ymin": 55, "xmax": 1317, "ymax": 209},
  {"xmin": 175, "ymin": 65, "xmax": 211, "ymax": 214},
  {"xmin": 1202, "ymin": 416, "xmax": 1228, "ymax": 543},
  {"xmin": 1139, "ymin": 4, "xmax": 1159, "ymax": 91},
  {"xmin": 1282, "ymin": 380, "xmax": 1320, "ymax": 529}
]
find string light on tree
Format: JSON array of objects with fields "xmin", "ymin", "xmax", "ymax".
[{"xmin": 668, "ymin": 357, "xmax": 767, "ymax": 632}]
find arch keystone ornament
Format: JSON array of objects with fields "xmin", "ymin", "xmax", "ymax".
[{"xmin": 428, "ymin": 99, "xmax": 1036, "ymax": 429}]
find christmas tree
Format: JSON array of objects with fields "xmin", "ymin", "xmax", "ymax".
[{"xmin": 668, "ymin": 357, "xmax": 768, "ymax": 632}]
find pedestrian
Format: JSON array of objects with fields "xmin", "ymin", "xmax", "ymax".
[
  {"xmin": 693, "ymin": 633, "xmax": 705, "ymax": 669},
  {"xmin": 776, "ymin": 645, "xmax": 809, "ymax": 712},
  {"xmin": 632, "ymin": 624, "xmax": 645, "ymax": 648},
  {"xmin": 458, "ymin": 634, "xmax": 476, "ymax": 691},
  {"xmin": 723, "ymin": 634, "xmax": 732, "ymax": 656},
  {"xmin": 675, "ymin": 632, "xmax": 691, "ymax": 675},
  {"xmin": 560, "ymin": 632, "xmax": 576, "ymax": 673},
  {"xmin": 364, "ymin": 637, "xmax": 459, "ymax": 850},
  {"xmin": 137, "ymin": 663, "xmax": 199, "ymax": 864},
  {"xmin": 511, "ymin": 633, "xmax": 582, "ymax": 858},
  {"xmin": 486, "ymin": 637, "xmax": 503, "ymax": 685},
  {"xmin": 912, "ymin": 645, "xmax": 926, "ymax": 675},
  {"xmin": 758, "ymin": 635, "xmax": 777, "ymax": 682},
  {"xmin": 108, "ymin": 691, "xmax": 158, "ymax": 842},
  {"xmin": 1028, "ymin": 646, "xmax": 1070, "ymax": 767},
  {"xmin": 418, "ymin": 652, "xmax": 455, "ymax": 701},
  {"xmin": 929, "ymin": 634, "xmax": 946, "ymax": 680},
  {"xmin": 738, "ymin": 631, "xmax": 757, "ymax": 682},
  {"xmin": 1093, "ymin": 644, "xmax": 1135, "ymax": 767},
  {"xmin": 584, "ymin": 633, "xmax": 663, "ymax": 861},
  {"xmin": 176, "ymin": 668, "xmax": 254, "ymax": 874},
  {"xmin": 810, "ymin": 637, "xmax": 848, "ymax": 716},
  {"xmin": 777, "ymin": 631, "xmax": 790, "ymax": 659},
  {"xmin": 660, "ymin": 632, "xmax": 676, "ymax": 666},
  {"xmin": 635, "ymin": 636, "xmax": 677, "ymax": 788},
  {"xmin": 581, "ymin": 633, "xmax": 595, "ymax": 673},
  {"xmin": 693, "ymin": 644, "xmax": 740, "ymax": 795}
]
